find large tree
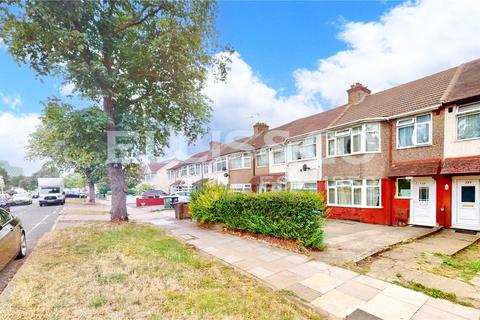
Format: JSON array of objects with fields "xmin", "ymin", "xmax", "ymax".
[
  {"xmin": 28, "ymin": 99, "xmax": 110, "ymax": 203},
  {"xmin": 0, "ymin": 0, "xmax": 227, "ymax": 220}
]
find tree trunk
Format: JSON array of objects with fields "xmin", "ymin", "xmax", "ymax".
[
  {"xmin": 88, "ymin": 181, "xmax": 96, "ymax": 204},
  {"xmin": 109, "ymin": 163, "xmax": 128, "ymax": 221}
]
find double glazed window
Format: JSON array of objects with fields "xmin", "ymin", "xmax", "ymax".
[
  {"xmin": 255, "ymin": 151, "xmax": 268, "ymax": 167},
  {"xmin": 457, "ymin": 103, "xmax": 480, "ymax": 140},
  {"xmin": 203, "ymin": 163, "xmax": 209, "ymax": 175},
  {"xmin": 230, "ymin": 184, "xmax": 251, "ymax": 193},
  {"xmin": 290, "ymin": 137, "xmax": 316, "ymax": 161},
  {"xmin": 327, "ymin": 179, "xmax": 381, "ymax": 207},
  {"xmin": 291, "ymin": 182, "xmax": 317, "ymax": 192},
  {"xmin": 397, "ymin": 114, "xmax": 431, "ymax": 148},
  {"xmin": 180, "ymin": 166, "xmax": 187, "ymax": 177},
  {"xmin": 228, "ymin": 153, "xmax": 251, "ymax": 170},
  {"xmin": 272, "ymin": 147, "xmax": 285, "ymax": 164},
  {"xmin": 214, "ymin": 158, "xmax": 227, "ymax": 172},
  {"xmin": 327, "ymin": 123, "xmax": 379, "ymax": 156}
]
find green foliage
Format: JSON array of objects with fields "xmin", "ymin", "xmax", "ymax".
[
  {"xmin": 190, "ymin": 187, "xmax": 327, "ymax": 249},
  {"xmin": 135, "ymin": 184, "xmax": 156, "ymax": 196},
  {"xmin": 64, "ymin": 173, "xmax": 86, "ymax": 189}
]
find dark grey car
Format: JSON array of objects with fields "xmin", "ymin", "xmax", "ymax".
[{"xmin": 0, "ymin": 209, "xmax": 26, "ymax": 271}]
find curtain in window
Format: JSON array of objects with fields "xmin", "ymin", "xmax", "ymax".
[
  {"xmin": 229, "ymin": 156, "xmax": 242, "ymax": 169},
  {"xmin": 458, "ymin": 113, "xmax": 480, "ymax": 139},
  {"xmin": 416, "ymin": 123, "xmax": 429, "ymax": 144},
  {"xmin": 366, "ymin": 180, "xmax": 380, "ymax": 206},
  {"xmin": 398, "ymin": 126, "xmax": 414, "ymax": 147},
  {"xmin": 273, "ymin": 150, "xmax": 285, "ymax": 164},
  {"xmin": 337, "ymin": 186, "xmax": 352, "ymax": 205},
  {"xmin": 302, "ymin": 144, "xmax": 316, "ymax": 159}
]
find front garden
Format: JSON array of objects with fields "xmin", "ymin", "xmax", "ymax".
[{"xmin": 189, "ymin": 185, "xmax": 327, "ymax": 250}]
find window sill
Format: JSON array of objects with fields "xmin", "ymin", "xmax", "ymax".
[
  {"xmin": 326, "ymin": 151, "xmax": 381, "ymax": 158},
  {"xmin": 455, "ymin": 136, "xmax": 480, "ymax": 142},
  {"xmin": 229, "ymin": 167, "xmax": 251, "ymax": 171},
  {"xmin": 288, "ymin": 157, "xmax": 317, "ymax": 163},
  {"xmin": 396, "ymin": 143, "xmax": 432, "ymax": 150}
]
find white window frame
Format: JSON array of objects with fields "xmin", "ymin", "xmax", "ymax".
[
  {"xmin": 396, "ymin": 113, "xmax": 432, "ymax": 149},
  {"xmin": 214, "ymin": 157, "xmax": 227, "ymax": 172},
  {"xmin": 272, "ymin": 147, "xmax": 285, "ymax": 165},
  {"xmin": 327, "ymin": 179, "xmax": 382, "ymax": 208},
  {"xmin": 290, "ymin": 182, "xmax": 317, "ymax": 192},
  {"xmin": 395, "ymin": 177, "xmax": 412, "ymax": 199},
  {"xmin": 228, "ymin": 153, "xmax": 251, "ymax": 170},
  {"xmin": 203, "ymin": 163, "xmax": 209, "ymax": 175},
  {"xmin": 456, "ymin": 103, "xmax": 480, "ymax": 141},
  {"xmin": 289, "ymin": 137, "xmax": 317, "ymax": 162},
  {"xmin": 327, "ymin": 123, "xmax": 380, "ymax": 157},
  {"xmin": 255, "ymin": 150, "xmax": 268, "ymax": 167},
  {"xmin": 230, "ymin": 184, "xmax": 251, "ymax": 193},
  {"xmin": 180, "ymin": 166, "xmax": 188, "ymax": 177}
]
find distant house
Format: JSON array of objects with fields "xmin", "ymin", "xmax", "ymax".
[{"xmin": 141, "ymin": 159, "xmax": 180, "ymax": 192}]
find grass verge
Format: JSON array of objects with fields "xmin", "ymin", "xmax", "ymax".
[
  {"xmin": 432, "ymin": 243, "xmax": 480, "ymax": 281},
  {"xmin": 393, "ymin": 280, "xmax": 473, "ymax": 307},
  {"xmin": 0, "ymin": 223, "xmax": 321, "ymax": 320}
]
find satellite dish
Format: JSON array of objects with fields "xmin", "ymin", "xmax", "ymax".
[
  {"xmin": 224, "ymin": 173, "xmax": 229, "ymax": 178},
  {"xmin": 302, "ymin": 164, "xmax": 309, "ymax": 171}
]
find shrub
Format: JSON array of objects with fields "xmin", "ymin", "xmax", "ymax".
[{"xmin": 190, "ymin": 188, "xmax": 326, "ymax": 249}]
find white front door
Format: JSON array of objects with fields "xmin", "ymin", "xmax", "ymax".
[
  {"xmin": 453, "ymin": 178, "xmax": 480, "ymax": 230},
  {"xmin": 410, "ymin": 177, "xmax": 436, "ymax": 227}
]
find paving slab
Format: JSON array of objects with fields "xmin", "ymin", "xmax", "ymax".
[
  {"xmin": 248, "ymin": 266, "xmax": 275, "ymax": 279},
  {"xmin": 352, "ymin": 275, "xmax": 390, "ymax": 290},
  {"xmin": 412, "ymin": 304, "xmax": 467, "ymax": 320},
  {"xmin": 425, "ymin": 298, "xmax": 480, "ymax": 320},
  {"xmin": 381, "ymin": 284, "xmax": 429, "ymax": 307},
  {"xmin": 360, "ymin": 293, "xmax": 420, "ymax": 320},
  {"xmin": 347, "ymin": 309, "xmax": 382, "ymax": 320},
  {"xmin": 300, "ymin": 273, "xmax": 343, "ymax": 294},
  {"xmin": 287, "ymin": 283, "xmax": 322, "ymax": 302},
  {"xmin": 336, "ymin": 280, "xmax": 381, "ymax": 302},
  {"xmin": 311, "ymin": 289, "xmax": 365, "ymax": 318},
  {"xmin": 264, "ymin": 270, "xmax": 307, "ymax": 290}
]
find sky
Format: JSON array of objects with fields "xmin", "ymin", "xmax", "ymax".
[{"xmin": 1, "ymin": 0, "xmax": 480, "ymax": 175}]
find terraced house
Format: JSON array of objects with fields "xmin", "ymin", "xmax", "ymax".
[{"xmin": 166, "ymin": 58, "xmax": 480, "ymax": 231}]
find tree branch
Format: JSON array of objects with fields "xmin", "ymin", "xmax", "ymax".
[{"xmin": 114, "ymin": 5, "xmax": 162, "ymax": 33}]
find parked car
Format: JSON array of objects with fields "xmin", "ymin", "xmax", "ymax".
[
  {"xmin": 0, "ymin": 195, "xmax": 10, "ymax": 212},
  {"xmin": 31, "ymin": 192, "xmax": 39, "ymax": 199},
  {"xmin": 170, "ymin": 191, "xmax": 191, "ymax": 203},
  {"xmin": 8, "ymin": 193, "xmax": 33, "ymax": 206},
  {"xmin": 141, "ymin": 189, "xmax": 168, "ymax": 199},
  {"xmin": 0, "ymin": 209, "xmax": 27, "ymax": 271},
  {"xmin": 65, "ymin": 191, "xmax": 87, "ymax": 198}
]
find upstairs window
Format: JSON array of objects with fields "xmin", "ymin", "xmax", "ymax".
[
  {"xmin": 457, "ymin": 103, "xmax": 480, "ymax": 140},
  {"xmin": 180, "ymin": 166, "xmax": 187, "ymax": 177},
  {"xmin": 214, "ymin": 158, "xmax": 227, "ymax": 172},
  {"xmin": 397, "ymin": 113, "xmax": 431, "ymax": 148},
  {"xmin": 256, "ymin": 151, "xmax": 268, "ymax": 167},
  {"xmin": 327, "ymin": 123, "xmax": 380, "ymax": 156},
  {"xmin": 272, "ymin": 147, "xmax": 285, "ymax": 164},
  {"xmin": 203, "ymin": 163, "xmax": 209, "ymax": 175},
  {"xmin": 290, "ymin": 137, "xmax": 316, "ymax": 161},
  {"xmin": 228, "ymin": 153, "xmax": 251, "ymax": 170}
]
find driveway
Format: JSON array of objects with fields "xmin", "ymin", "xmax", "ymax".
[
  {"xmin": 311, "ymin": 219, "xmax": 440, "ymax": 265},
  {"xmin": 0, "ymin": 200, "xmax": 61, "ymax": 293}
]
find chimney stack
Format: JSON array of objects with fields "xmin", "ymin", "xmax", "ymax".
[
  {"xmin": 347, "ymin": 82, "xmax": 371, "ymax": 105},
  {"xmin": 209, "ymin": 140, "xmax": 222, "ymax": 151},
  {"xmin": 253, "ymin": 122, "xmax": 269, "ymax": 135}
]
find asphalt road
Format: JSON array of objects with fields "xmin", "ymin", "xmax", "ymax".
[{"xmin": 0, "ymin": 200, "xmax": 61, "ymax": 293}]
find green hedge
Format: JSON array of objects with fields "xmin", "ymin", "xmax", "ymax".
[{"xmin": 190, "ymin": 184, "xmax": 326, "ymax": 249}]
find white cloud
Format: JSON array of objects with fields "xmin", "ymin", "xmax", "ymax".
[
  {"xmin": 0, "ymin": 113, "xmax": 43, "ymax": 175},
  {"xmin": 0, "ymin": 92, "xmax": 22, "ymax": 110},
  {"xmin": 294, "ymin": 0, "xmax": 480, "ymax": 106},
  {"xmin": 205, "ymin": 52, "xmax": 321, "ymax": 138},
  {"xmin": 59, "ymin": 82, "xmax": 76, "ymax": 96}
]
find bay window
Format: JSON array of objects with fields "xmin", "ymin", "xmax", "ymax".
[
  {"xmin": 180, "ymin": 166, "xmax": 187, "ymax": 177},
  {"xmin": 272, "ymin": 147, "xmax": 285, "ymax": 164},
  {"xmin": 397, "ymin": 114, "xmax": 431, "ymax": 148},
  {"xmin": 203, "ymin": 163, "xmax": 209, "ymax": 175},
  {"xmin": 457, "ymin": 103, "xmax": 480, "ymax": 140},
  {"xmin": 327, "ymin": 179, "xmax": 381, "ymax": 207},
  {"xmin": 256, "ymin": 151, "xmax": 267, "ymax": 167},
  {"xmin": 229, "ymin": 153, "xmax": 251, "ymax": 170},
  {"xmin": 189, "ymin": 164, "xmax": 195, "ymax": 176},
  {"xmin": 327, "ymin": 123, "xmax": 380, "ymax": 156},
  {"xmin": 290, "ymin": 137, "xmax": 316, "ymax": 161}
]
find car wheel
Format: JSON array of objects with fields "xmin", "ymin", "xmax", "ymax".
[
  {"xmin": 16, "ymin": 232, "xmax": 27, "ymax": 259},
  {"xmin": 39, "ymin": 203, "xmax": 43, "ymax": 207}
]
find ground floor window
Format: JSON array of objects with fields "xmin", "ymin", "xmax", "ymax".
[
  {"xmin": 396, "ymin": 178, "xmax": 411, "ymax": 198},
  {"xmin": 230, "ymin": 184, "xmax": 251, "ymax": 193},
  {"xmin": 327, "ymin": 179, "xmax": 381, "ymax": 207},
  {"xmin": 291, "ymin": 182, "xmax": 317, "ymax": 192}
]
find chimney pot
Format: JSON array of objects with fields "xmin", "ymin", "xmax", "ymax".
[{"xmin": 253, "ymin": 122, "xmax": 269, "ymax": 135}]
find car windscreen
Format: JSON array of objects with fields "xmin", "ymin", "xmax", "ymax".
[{"xmin": 40, "ymin": 187, "xmax": 61, "ymax": 194}]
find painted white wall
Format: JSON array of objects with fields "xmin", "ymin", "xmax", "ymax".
[
  {"xmin": 285, "ymin": 133, "xmax": 322, "ymax": 184},
  {"xmin": 145, "ymin": 159, "xmax": 180, "ymax": 192},
  {"xmin": 268, "ymin": 146, "xmax": 287, "ymax": 174},
  {"xmin": 444, "ymin": 106, "xmax": 480, "ymax": 158}
]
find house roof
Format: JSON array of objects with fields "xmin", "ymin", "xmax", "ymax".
[
  {"xmin": 248, "ymin": 105, "xmax": 347, "ymax": 149},
  {"xmin": 169, "ymin": 149, "xmax": 212, "ymax": 170},
  {"xmin": 443, "ymin": 59, "xmax": 480, "ymax": 104},
  {"xmin": 141, "ymin": 159, "xmax": 177, "ymax": 175},
  {"xmin": 330, "ymin": 59, "xmax": 480, "ymax": 127},
  {"xmin": 441, "ymin": 156, "xmax": 480, "ymax": 175},
  {"xmin": 389, "ymin": 159, "xmax": 441, "ymax": 177}
]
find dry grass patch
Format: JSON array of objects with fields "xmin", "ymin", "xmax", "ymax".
[
  {"xmin": 0, "ymin": 223, "xmax": 321, "ymax": 320},
  {"xmin": 432, "ymin": 243, "xmax": 480, "ymax": 281}
]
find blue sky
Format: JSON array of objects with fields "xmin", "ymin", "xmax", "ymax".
[{"xmin": 1, "ymin": 0, "xmax": 480, "ymax": 174}]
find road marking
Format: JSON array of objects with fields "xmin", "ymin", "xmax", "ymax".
[{"xmin": 26, "ymin": 206, "xmax": 61, "ymax": 236}]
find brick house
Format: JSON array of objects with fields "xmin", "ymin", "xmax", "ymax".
[
  {"xmin": 320, "ymin": 58, "xmax": 480, "ymax": 231},
  {"xmin": 141, "ymin": 159, "xmax": 180, "ymax": 192}
]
